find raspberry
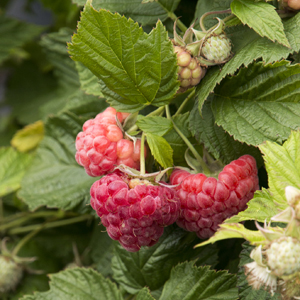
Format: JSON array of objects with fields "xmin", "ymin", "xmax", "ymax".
[
  {"xmin": 266, "ymin": 237, "xmax": 300, "ymax": 277},
  {"xmin": 170, "ymin": 155, "xmax": 259, "ymax": 239},
  {"xmin": 90, "ymin": 172, "xmax": 181, "ymax": 252},
  {"xmin": 174, "ymin": 46, "xmax": 206, "ymax": 92},
  {"xmin": 0, "ymin": 255, "xmax": 23, "ymax": 293},
  {"xmin": 201, "ymin": 34, "xmax": 232, "ymax": 64},
  {"xmin": 75, "ymin": 107, "xmax": 145, "ymax": 177}
]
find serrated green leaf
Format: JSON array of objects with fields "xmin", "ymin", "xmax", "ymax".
[
  {"xmin": 211, "ymin": 61, "xmax": 300, "ymax": 146},
  {"xmin": 11, "ymin": 121, "xmax": 44, "ymax": 152},
  {"xmin": 20, "ymin": 268, "xmax": 123, "ymax": 300},
  {"xmin": 189, "ymin": 98, "xmax": 263, "ymax": 166},
  {"xmin": 225, "ymin": 189, "xmax": 280, "ymax": 223},
  {"xmin": 112, "ymin": 225, "xmax": 218, "ymax": 295},
  {"xmin": 68, "ymin": 4, "xmax": 179, "ymax": 112},
  {"xmin": 18, "ymin": 112, "xmax": 95, "ymax": 210},
  {"xmin": 195, "ymin": 223, "xmax": 266, "ymax": 248},
  {"xmin": 40, "ymin": 27, "xmax": 80, "ymax": 90},
  {"xmin": 136, "ymin": 116, "xmax": 172, "ymax": 136},
  {"xmin": 75, "ymin": 62, "xmax": 104, "ymax": 97},
  {"xmin": 0, "ymin": 147, "xmax": 33, "ymax": 197},
  {"xmin": 146, "ymin": 133, "xmax": 173, "ymax": 168},
  {"xmin": 196, "ymin": 12, "xmax": 300, "ymax": 111},
  {"xmin": 137, "ymin": 288, "xmax": 156, "ymax": 300},
  {"xmin": 0, "ymin": 15, "xmax": 44, "ymax": 64},
  {"xmin": 237, "ymin": 243, "xmax": 281, "ymax": 300},
  {"xmin": 259, "ymin": 130, "xmax": 300, "ymax": 210},
  {"xmin": 72, "ymin": 0, "xmax": 181, "ymax": 26},
  {"xmin": 159, "ymin": 262, "xmax": 238, "ymax": 300},
  {"xmin": 231, "ymin": 0, "xmax": 290, "ymax": 47}
]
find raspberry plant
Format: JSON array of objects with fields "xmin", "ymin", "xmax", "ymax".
[{"xmin": 1, "ymin": 0, "xmax": 300, "ymax": 299}]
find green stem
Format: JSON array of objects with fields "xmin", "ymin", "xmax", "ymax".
[
  {"xmin": 173, "ymin": 89, "xmax": 195, "ymax": 118},
  {"xmin": 0, "ymin": 199, "xmax": 3, "ymax": 225},
  {"xmin": 165, "ymin": 105, "xmax": 210, "ymax": 175},
  {"xmin": 12, "ymin": 227, "xmax": 43, "ymax": 256},
  {"xmin": 168, "ymin": 12, "xmax": 187, "ymax": 32},
  {"xmin": 127, "ymin": 106, "xmax": 165, "ymax": 133},
  {"xmin": 200, "ymin": 9, "xmax": 232, "ymax": 32},
  {"xmin": 0, "ymin": 210, "xmax": 73, "ymax": 232},
  {"xmin": 140, "ymin": 132, "xmax": 146, "ymax": 176},
  {"xmin": 8, "ymin": 215, "xmax": 93, "ymax": 235}
]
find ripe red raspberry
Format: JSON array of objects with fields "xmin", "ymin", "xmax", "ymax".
[
  {"xmin": 170, "ymin": 155, "xmax": 259, "ymax": 239},
  {"xmin": 75, "ymin": 107, "xmax": 146, "ymax": 177},
  {"xmin": 90, "ymin": 172, "xmax": 181, "ymax": 252}
]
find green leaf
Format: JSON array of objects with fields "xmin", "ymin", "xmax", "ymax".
[
  {"xmin": 211, "ymin": 61, "xmax": 300, "ymax": 146},
  {"xmin": 195, "ymin": 223, "xmax": 266, "ymax": 248},
  {"xmin": 72, "ymin": 0, "xmax": 181, "ymax": 26},
  {"xmin": 112, "ymin": 225, "xmax": 218, "ymax": 295},
  {"xmin": 159, "ymin": 262, "xmax": 238, "ymax": 300},
  {"xmin": 194, "ymin": 0, "xmax": 234, "ymax": 30},
  {"xmin": 225, "ymin": 189, "xmax": 280, "ymax": 223},
  {"xmin": 18, "ymin": 112, "xmax": 95, "ymax": 210},
  {"xmin": 75, "ymin": 62, "xmax": 104, "ymax": 97},
  {"xmin": 68, "ymin": 4, "xmax": 179, "ymax": 112},
  {"xmin": 88, "ymin": 224, "xmax": 115, "ymax": 277},
  {"xmin": 164, "ymin": 113, "xmax": 196, "ymax": 167},
  {"xmin": 136, "ymin": 116, "xmax": 172, "ymax": 136},
  {"xmin": 5, "ymin": 61, "xmax": 59, "ymax": 124},
  {"xmin": 0, "ymin": 147, "xmax": 33, "ymax": 197},
  {"xmin": 259, "ymin": 130, "xmax": 300, "ymax": 210},
  {"xmin": 231, "ymin": 0, "xmax": 290, "ymax": 47},
  {"xmin": 189, "ymin": 98, "xmax": 263, "ymax": 166},
  {"xmin": 237, "ymin": 243, "xmax": 281, "ymax": 300},
  {"xmin": 146, "ymin": 133, "xmax": 173, "ymax": 168},
  {"xmin": 196, "ymin": 12, "xmax": 300, "ymax": 111},
  {"xmin": 136, "ymin": 288, "xmax": 156, "ymax": 300},
  {"xmin": 40, "ymin": 27, "xmax": 80, "ymax": 90},
  {"xmin": 20, "ymin": 268, "xmax": 123, "ymax": 300},
  {"xmin": 60, "ymin": 90, "xmax": 108, "ymax": 119},
  {"xmin": 0, "ymin": 15, "xmax": 44, "ymax": 64}
]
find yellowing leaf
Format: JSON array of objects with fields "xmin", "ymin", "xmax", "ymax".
[
  {"xmin": 11, "ymin": 121, "xmax": 44, "ymax": 152},
  {"xmin": 194, "ymin": 223, "xmax": 266, "ymax": 248}
]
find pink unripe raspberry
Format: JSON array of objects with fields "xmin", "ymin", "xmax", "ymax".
[
  {"xmin": 75, "ymin": 107, "xmax": 146, "ymax": 177},
  {"xmin": 90, "ymin": 172, "xmax": 181, "ymax": 252},
  {"xmin": 170, "ymin": 155, "xmax": 259, "ymax": 239}
]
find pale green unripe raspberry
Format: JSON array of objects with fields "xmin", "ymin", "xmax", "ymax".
[
  {"xmin": 0, "ymin": 255, "xmax": 23, "ymax": 293},
  {"xmin": 201, "ymin": 34, "xmax": 231, "ymax": 63},
  {"xmin": 266, "ymin": 237, "xmax": 300, "ymax": 277},
  {"xmin": 174, "ymin": 46, "xmax": 206, "ymax": 91}
]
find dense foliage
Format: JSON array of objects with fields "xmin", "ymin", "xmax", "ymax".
[{"xmin": 1, "ymin": 0, "xmax": 300, "ymax": 299}]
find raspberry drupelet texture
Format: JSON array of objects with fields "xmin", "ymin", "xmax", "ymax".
[
  {"xmin": 75, "ymin": 107, "xmax": 146, "ymax": 177},
  {"xmin": 90, "ymin": 172, "xmax": 181, "ymax": 252},
  {"xmin": 170, "ymin": 155, "xmax": 259, "ymax": 239},
  {"xmin": 174, "ymin": 46, "xmax": 206, "ymax": 91}
]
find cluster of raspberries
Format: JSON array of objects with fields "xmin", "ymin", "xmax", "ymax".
[{"xmin": 75, "ymin": 108, "xmax": 259, "ymax": 252}]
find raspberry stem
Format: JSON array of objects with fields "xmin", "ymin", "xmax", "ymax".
[
  {"xmin": 200, "ymin": 9, "xmax": 232, "ymax": 32},
  {"xmin": 165, "ymin": 105, "xmax": 211, "ymax": 175},
  {"xmin": 168, "ymin": 12, "xmax": 188, "ymax": 32},
  {"xmin": 173, "ymin": 89, "xmax": 195, "ymax": 118},
  {"xmin": 8, "ymin": 215, "xmax": 93, "ymax": 235},
  {"xmin": 140, "ymin": 132, "xmax": 146, "ymax": 176},
  {"xmin": 12, "ymin": 227, "xmax": 43, "ymax": 256},
  {"xmin": 0, "ymin": 210, "xmax": 75, "ymax": 232}
]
